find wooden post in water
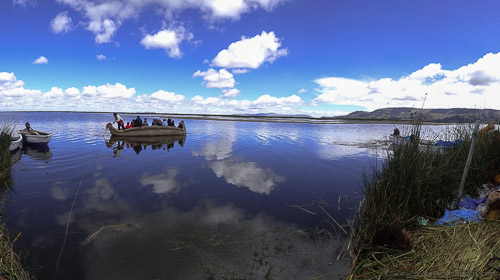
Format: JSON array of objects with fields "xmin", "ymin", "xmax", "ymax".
[{"xmin": 454, "ymin": 121, "xmax": 480, "ymax": 209}]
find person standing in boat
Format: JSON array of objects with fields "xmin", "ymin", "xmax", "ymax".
[{"xmin": 113, "ymin": 113, "xmax": 125, "ymax": 130}]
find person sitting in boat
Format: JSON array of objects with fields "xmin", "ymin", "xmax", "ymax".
[
  {"xmin": 126, "ymin": 122, "xmax": 130, "ymax": 129},
  {"xmin": 392, "ymin": 128, "xmax": 400, "ymax": 136},
  {"xmin": 113, "ymin": 113, "xmax": 125, "ymax": 130},
  {"xmin": 24, "ymin": 122, "xmax": 34, "ymax": 132},
  {"xmin": 134, "ymin": 116, "xmax": 143, "ymax": 127},
  {"xmin": 130, "ymin": 120, "xmax": 135, "ymax": 128},
  {"xmin": 178, "ymin": 121, "xmax": 184, "ymax": 129},
  {"xmin": 144, "ymin": 118, "xmax": 149, "ymax": 126},
  {"xmin": 162, "ymin": 119, "xmax": 168, "ymax": 126},
  {"xmin": 156, "ymin": 119, "xmax": 163, "ymax": 126},
  {"xmin": 167, "ymin": 117, "xmax": 173, "ymax": 126},
  {"xmin": 152, "ymin": 119, "xmax": 157, "ymax": 126}
]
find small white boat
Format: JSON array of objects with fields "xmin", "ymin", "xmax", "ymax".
[
  {"xmin": 9, "ymin": 135, "xmax": 23, "ymax": 151},
  {"xmin": 389, "ymin": 135, "xmax": 408, "ymax": 145},
  {"xmin": 18, "ymin": 129, "xmax": 52, "ymax": 144}
]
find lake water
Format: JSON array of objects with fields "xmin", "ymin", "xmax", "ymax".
[{"xmin": 1, "ymin": 112, "xmax": 438, "ymax": 279}]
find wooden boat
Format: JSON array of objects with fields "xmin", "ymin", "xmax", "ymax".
[
  {"xmin": 9, "ymin": 135, "xmax": 23, "ymax": 151},
  {"xmin": 105, "ymin": 121, "xmax": 186, "ymax": 137},
  {"xmin": 18, "ymin": 129, "xmax": 52, "ymax": 144}
]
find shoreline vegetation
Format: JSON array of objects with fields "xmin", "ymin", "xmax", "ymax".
[
  {"xmin": 346, "ymin": 116, "xmax": 500, "ymax": 279},
  {"xmin": 0, "ymin": 124, "xmax": 31, "ymax": 280}
]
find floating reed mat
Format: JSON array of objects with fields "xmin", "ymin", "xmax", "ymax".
[{"xmin": 347, "ymin": 220, "xmax": 500, "ymax": 279}]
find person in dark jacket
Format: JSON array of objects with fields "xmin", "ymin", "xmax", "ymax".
[{"xmin": 134, "ymin": 116, "xmax": 143, "ymax": 127}]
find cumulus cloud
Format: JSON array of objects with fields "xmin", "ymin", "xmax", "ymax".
[
  {"xmin": 0, "ymin": 71, "xmax": 307, "ymax": 114},
  {"xmin": 220, "ymin": 88, "xmax": 241, "ymax": 99},
  {"xmin": 56, "ymin": 0, "xmax": 286, "ymax": 44},
  {"xmin": 211, "ymin": 31, "xmax": 287, "ymax": 69},
  {"xmin": 32, "ymin": 56, "xmax": 48, "ymax": 64},
  {"xmin": 150, "ymin": 90, "xmax": 185, "ymax": 103},
  {"xmin": 96, "ymin": 54, "xmax": 106, "ymax": 60},
  {"xmin": 312, "ymin": 52, "xmax": 500, "ymax": 111},
  {"xmin": 468, "ymin": 70, "xmax": 497, "ymax": 86},
  {"xmin": 64, "ymin": 87, "xmax": 80, "ymax": 97},
  {"xmin": 81, "ymin": 83, "xmax": 135, "ymax": 99},
  {"xmin": 51, "ymin": 12, "xmax": 72, "ymax": 34},
  {"xmin": 140, "ymin": 28, "xmax": 193, "ymax": 58},
  {"xmin": 193, "ymin": 68, "xmax": 235, "ymax": 88}
]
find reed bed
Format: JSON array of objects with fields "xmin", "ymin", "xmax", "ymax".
[
  {"xmin": 346, "ymin": 120, "xmax": 500, "ymax": 279},
  {"xmin": 347, "ymin": 221, "xmax": 500, "ymax": 279},
  {"xmin": 0, "ymin": 123, "xmax": 31, "ymax": 279}
]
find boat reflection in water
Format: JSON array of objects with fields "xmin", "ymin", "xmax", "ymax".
[
  {"xmin": 23, "ymin": 145, "xmax": 52, "ymax": 162},
  {"xmin": 105, "ymin": 134, "xmax": 186, "ymax": 156},
  {"xmin": 10, "ymin": 148, "xmax": 22, "ymax": 165}
]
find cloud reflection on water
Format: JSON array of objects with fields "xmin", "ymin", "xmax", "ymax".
[
  {"xmin": 210, "ymin": 159, "xmax": 284, "ymax": 195},
  {"xmin": 193, "ymin": 121, "xmax": 285, "ymax": 195},
  {"xmin": 139, "ymin": 167, "xmax": 182, "ymax": 194}
]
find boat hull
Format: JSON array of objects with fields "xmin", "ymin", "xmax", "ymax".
[
  {"xmin": 9, "ymin": 136, "xmax": 23, "ymax": 151},
  {"xmin": 106, "ymin": 121, "xmax": 186, "ymax": 137},
  {"xmin": 23, "ymin": 134, "xmax": 52, "ymax": 144},
  {"xmin": 19, "ymin": 130, "xmax": 52, "ymax": 144}
]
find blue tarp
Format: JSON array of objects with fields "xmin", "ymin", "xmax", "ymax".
[
  {"xmin": 459, "ymin": 195, "xmax": 487, "ymax": 210},
  {"xmin": 434, "ymin": 139, "xmax": 463, "ymax": 148},
  {"xmin": 434, "ymin": 209, "xmax": 481, "ymax": 225}
]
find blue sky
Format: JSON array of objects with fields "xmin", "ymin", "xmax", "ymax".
[{"xmin": 1, "ymin": 0, "xmax": 500, "ymax": 116}]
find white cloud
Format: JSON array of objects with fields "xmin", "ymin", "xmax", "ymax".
[
  {"xmin": 193, "ymin": 68, "xmax": 235, "ymax": 88},
  {"xmin": 211, "ymin": 31, "xmax": 287, "ymax": 69},
  {"xmin": 51, "ymin": 12, "xmax": 72, "ymax": 34},
  {"xmin": 81, "ymin": 83, "xmax": 135, "ymax": 99},
  {"xmin": 140, "ymin": 28, "xmax": 192, "ymax": 58},
  {"xmin": 220, "ymin": 88, "xmax": 241, "ymax": 98},
  {"xmin": 64, "ymin": 87, "xmax": 80, "ymax": 97},
  {"xmin": 44, "ymin": 87, "xmax": 64, "ymax": 99},
  {"xmin": 13, "ymin": 0, "xmax": 36, "ymax": 8},
  {"xmin": 191, "ymin": 95, "xmax": 222, "ymax": 106},
  {"xmin": 32, "ymin": 56, "xmax": 48, "ymax": 64},
  {"xmin": 297, "ymin": 88, "xmax": 307, "ymax": 94},
  {"xmin": 96, "ymin": 54, "xmax": 106, "ymax": 60},
  {"xmin": 312, "ymin": 52, "xmax": 500, "ymax": 111},
  {"xmin": 56, "ymin": 0, "xmax": 286, "ymax": 45},
  {"xmin": 252, "ymin": 94, "xmax": 302, "ymax": 108},
  {"xmin": 150, "ymin": 90, "xmax": 185, "ymax": 103},
  {"xmin": 231, "ymin": 68, "xmax": 249, "ymax": 74}
]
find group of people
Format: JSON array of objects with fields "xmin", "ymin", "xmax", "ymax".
[{"xmin": 112, "ymin": 113, "xmax": 179, "ymax": 130}]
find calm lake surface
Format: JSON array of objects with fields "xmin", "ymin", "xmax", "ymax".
[{"xmin": 1, "ymin": 112, "xmax": 447, "ymax": 279}]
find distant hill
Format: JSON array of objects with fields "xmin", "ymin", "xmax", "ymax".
[{"xmin": 332, "ymin": 107, "xmax": 500, "ymax": 122}]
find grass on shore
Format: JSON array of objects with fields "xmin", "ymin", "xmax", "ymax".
[
  {"xmin": 0, "ymin": 124, "xmax": 31, "ymax": 280},
  {"xmin": 346, "ymin": 120, "xmax": 500, "ymax": 279}
]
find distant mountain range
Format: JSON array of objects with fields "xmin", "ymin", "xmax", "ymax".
[{"xmin": 331, "ymin": 107, "xmax": 500, "ymax": 123}]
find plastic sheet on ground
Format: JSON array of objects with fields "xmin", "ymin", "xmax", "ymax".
[
  {"xmin": 434, "ymin": 209, "xmax": 482, "ymax": 226},
  {"xmin": 459, "ymin": 195, "xmax": 487, "ymax": 210}
]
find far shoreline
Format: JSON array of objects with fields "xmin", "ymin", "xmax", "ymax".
[{"xmin": 0, "ymin": 110, "xmax": 455, "ymax": 125}]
